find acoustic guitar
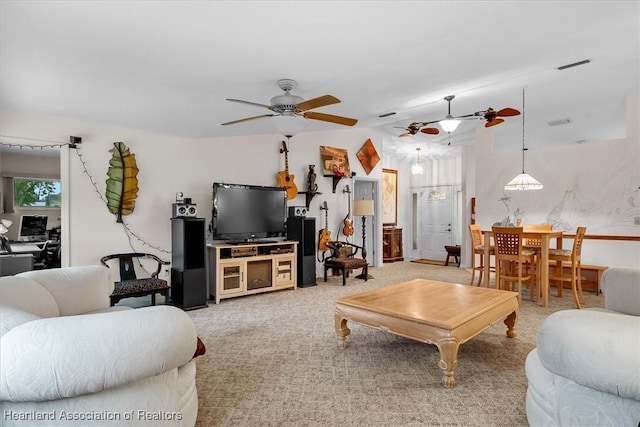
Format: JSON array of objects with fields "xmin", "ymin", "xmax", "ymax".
[
  {"xmin": 277, "ymin": 140, "xmax": 298, "ymax": 200},
  {"xmin": 342, "ymin": 184, "xmax": 354, "ymax": 237},
  {"xmin": 318, "ymin": 201, "xmax": 331, "ymax": 252}
]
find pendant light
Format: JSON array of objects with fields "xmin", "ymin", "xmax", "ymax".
[
  {"xmin": 504, "ymin": 88, "xmax": 543, "ymax": 191},
  {"xmin": 438, "ymin": 95, "xmax": 462, "ymax": 133},
  {"xmin": 411, "ymin": 147, "xmax": 424, "ymax": 175}
]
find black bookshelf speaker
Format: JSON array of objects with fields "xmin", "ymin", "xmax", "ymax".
[
  {"xmin": 171, "ymin": 218, "xmax": 205, "ymax": 270},
  {"xmin": 288, "ymin": 206, "xmax": 308, "ymax": 217},
  {"xmin": 287, "ymin": 216, "xmax": 317, "ymax": 287},
  {"xmin": 172, "ymin": 203, "xmax": 198, "ymax": 218},
  {"xmin": 170, "ymin": 218, "xmax": 207, "ymax": 310}
]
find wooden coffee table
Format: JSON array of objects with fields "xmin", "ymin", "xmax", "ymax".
[{"xmin": 334, "ymin": 279, "xmax": 519, "ymax": 387}]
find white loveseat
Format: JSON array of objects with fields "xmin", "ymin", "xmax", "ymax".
[
  {"xmin": 526, "ymin": 267, "xmax": 640, "ymax": 426},
  {"xmin": 0, "ymin": 265, "xmax": 200, "ymax": 426}
]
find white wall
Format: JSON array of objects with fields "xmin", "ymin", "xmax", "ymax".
[
  {"xmin": 0, "ymin": 110, "xmax": 388, "ymax": 279},
  {"xmin": 473, "ymin": 94, "xmax": 640, "ymax": 268},
  {"xmin": 2, "ymin": 93, "xmax": 638, "ymax": 275}
]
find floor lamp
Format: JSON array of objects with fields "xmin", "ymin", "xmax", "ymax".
[{"xmin": 353, "ymin": 199, "xmax": 374, "ymax": 279}]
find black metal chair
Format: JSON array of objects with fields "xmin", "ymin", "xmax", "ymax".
[
  {"xmin": 323, "ymin": 241, "xmax": 368, "ymax": 286},
  {"xmin": 100, "ymin": 253, "xmax": 170, "ymax": 306}
]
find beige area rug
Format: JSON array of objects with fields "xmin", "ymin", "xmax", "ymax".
[{"xmin": 188, "ymin": 261, "xmax": 604, "ymax": 427}]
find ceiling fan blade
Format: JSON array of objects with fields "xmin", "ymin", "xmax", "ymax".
[
  {"xmin": 399, "ymin": 132, "xmax": 412, "ymax": 137},
  {"xmin": 496, "ymin": 107, "xmax": 521, "ymax": 117},
  {"xmin": 295, "ymin": 95, "xmax": 341, "ymax": 112},
  {"xmin": 485, "ymin": 118, "xmax": 504, "ymax": 128},
  {"xmin": 226, "ymin": 98, "xmax": 273, "ymax": 110},
  {"xmin": 221, "ymin": 114, "xmax": 275, "ymax": 126},
  {"xmin": 420, "ymin": 127, "xmax": 440, "ymax": 135},
  {"xmin": 303, "ymin": 111, "xmax": 358, "ymax": 126}
]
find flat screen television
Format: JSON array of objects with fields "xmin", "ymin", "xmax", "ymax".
[
  {"xmin": 18, "ymin": 214, "xmax": 48, "ymax": 242},
  {"xmin": 212, "ymin": 183, "xmax": 287, "ymax": 242}
]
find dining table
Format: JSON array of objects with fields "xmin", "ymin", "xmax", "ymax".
[{"xmin": 481, "ymin": 228, "xmax": 563, "ymax": 307}]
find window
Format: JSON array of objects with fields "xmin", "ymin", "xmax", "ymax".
[{"xmin": 13, "ymin": 178, "xmax": 61, "ymax": 208}]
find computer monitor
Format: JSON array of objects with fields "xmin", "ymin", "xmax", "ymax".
[{"xmin": 17, "ymin": 215, "xmax": 48, "ymax": 242}]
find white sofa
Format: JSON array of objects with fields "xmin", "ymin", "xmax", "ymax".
[
  {"xmin": 0, "ymin": 265, "xmax": 200, "ymax": 426},
  {"xmin": 526, "ymin": 267, "xmax": 640, "ymax": 426}
]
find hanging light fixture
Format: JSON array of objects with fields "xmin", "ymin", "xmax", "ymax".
[
  {"xmin": 504, "ymin": 88, "xmax": 543, "ymax": 190},
  {"xmin": 272, "ymin": 113, "xmax": 305, "ymax": 138},
  {"xmin": 411, "ymin": 147, "xmax": 424, "ymax": 175},
  {"xmin": 438, "ymin": 95, "xmax": 462, "ymax": 133}
]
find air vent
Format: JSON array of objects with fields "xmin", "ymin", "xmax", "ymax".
[
  {"xmin": 557, "ymin": 59, "xmax": 591, "ymax": 70},
  {"xmin": 547, "ymin": 118, "xmax": 571, "ymax": 127}
]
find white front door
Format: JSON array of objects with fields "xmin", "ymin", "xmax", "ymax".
[{"xmin": 419, "ymin": 185, "xmax": 453, "ymax": 261}]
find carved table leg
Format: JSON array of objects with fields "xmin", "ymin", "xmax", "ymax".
[
  {"xmin": 437, "ymin": 338, "xmax": 460, "ymax": 388},
  {"xmin": 334, "ymin": 309, "xmax": 351, "ymax": 349},
  {"xmin": 504, "ymin": 310, "xmax": 518, "ymax": 338}
]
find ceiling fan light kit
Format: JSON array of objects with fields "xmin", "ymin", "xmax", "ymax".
[
  {"xmin": 504, "ymin": 88, "xmax": 543, "ymax": 191},
  {"xmin": 438, "ymin": 95, "xmax": 462, "ymax": 133},
  {"xmin": 439, "ymin": 115, "xmax": 462, "ymax": 133},
  {"xmin": 272, "ymin": 114, "xmax": 305, "ymax": 138}
]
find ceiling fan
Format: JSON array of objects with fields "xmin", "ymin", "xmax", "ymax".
[
  {"xmin": 400, "ymin": 95, "xmax": 521, "ymax": 136},
  {"xmin": 456, "ymin": 106, "xmax": 521, "ymax": 128},
  {"xmin": 396, "ymin": 122, "xmax": 440, "ymax": 137},
  {"xmin": 221, "ymin": 79, "xmax": 358, "ymax": 128}
]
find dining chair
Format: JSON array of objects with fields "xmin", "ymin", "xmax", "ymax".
[
  {"xmin": 492, "ymin": 226, "xmax": 537, "ymax": 305},
  {"xmin": 523, "ymin": 223, "xmax": 553, "ymax": 249},
  {"xmin": 548, "ymin": 226, "xmax": 587, "ymax": 309},
  {"xmin": 522, "ymin": 223, "xmax": 553, "ymax": 282},
  {"xmin": 468, "ymin": 224, "xmax": 494, "ymax": 286}
]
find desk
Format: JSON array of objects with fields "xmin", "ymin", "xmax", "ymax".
[
  {"xmin": 0, "ymin": 254, "xmax": 33, "ymax": 276},
  {"xmin": 9, "ymin": 242, "xmax": 44, "ymax": 254},
  {"xmin": 482, "ymin": 229, "xmax": 563, "ymax": 307}
]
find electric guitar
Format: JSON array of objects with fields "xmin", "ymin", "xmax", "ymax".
[
  {"xmin": 342, "ymin": 185, "xmax": 354, "ymax": 237},
  {"xmin": 277, "ymin": 140, "xmax": 298, "ymax": 200},
  {"xmin": 318, "ymin": 201, "xmax": 331, "ymax": 252}
]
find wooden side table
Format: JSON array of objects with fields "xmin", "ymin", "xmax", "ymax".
[
  {"xmin": 383, "ymin": 227, "xmax": 404, "ymax": 263},
  {"xmin": 444, "ymin": 245, "xmax": 461, "ymax": 266}
]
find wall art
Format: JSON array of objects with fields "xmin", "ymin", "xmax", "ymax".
[
  {"xmin": 382, "ymin": 168, "xmax": 398, "ymax": 225},
  {"xmin": 356, "ymin": 138, "xmax": 380, "ymax": 175}
]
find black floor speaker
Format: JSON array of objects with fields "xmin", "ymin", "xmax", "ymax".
[
  {"xmin": 170, "ymin": 218, "xmax": 208, "ymax": 310},
  {"xmin": 287, "ymin": 216, "xmax": 317, "ymax": 287}
]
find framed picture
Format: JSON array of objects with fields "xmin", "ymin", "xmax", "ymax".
[
  {"xmin": 382, "ymin": 168, "xmax": 397, "ymax": 225},
  {"xmin": 356, "ymin": 138, "xmax": 380, "ymax": 175},
  {"xmin": 319, "ymin": 145, "xmax": 351, "ymax": 177}
]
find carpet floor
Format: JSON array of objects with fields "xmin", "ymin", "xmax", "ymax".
[{"xmin": 188, "ymin": 261, "xmax": 604, "ymax": 427}]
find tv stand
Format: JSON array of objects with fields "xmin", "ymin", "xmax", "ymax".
[{"xmin": 207, "ymin": 240, "xmax": 298, "ymax": 304}]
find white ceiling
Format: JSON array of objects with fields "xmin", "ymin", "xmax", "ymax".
[{"xmin": 1, "ymin": 1, "xmax": 638, "ymax": 160}]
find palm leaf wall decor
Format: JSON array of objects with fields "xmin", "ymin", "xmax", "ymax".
[{"xmin": 105, "ymin": 141, "xmax": 139, "ymax": 223}]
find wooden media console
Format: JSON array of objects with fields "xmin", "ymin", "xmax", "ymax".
[{"xmin": 207, "ymin": 241, "xmax": 298, "ymax": 304}]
